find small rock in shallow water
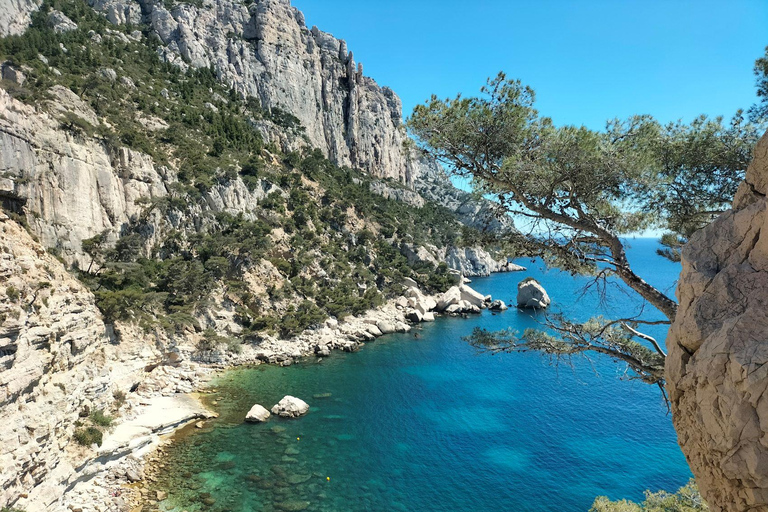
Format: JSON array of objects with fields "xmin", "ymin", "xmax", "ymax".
[
  {"xmin": 245, "ymin": 403, "xmax": 271, "ymax": 423},
  {"xmin": 489, "ymin": 299, "xmax": 508, "ymax": 311},
  {"xmin": 287, "ymin": 473, "xmax": 312, "ymax": 485},
  {"xmin": 271, "ymin": 396, "xmax": 309, "ymax": 418}
]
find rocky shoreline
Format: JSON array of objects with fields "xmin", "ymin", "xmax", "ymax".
[{"xmin": 49, "ymin": 277, "xmax": 511, "ymax": 512}]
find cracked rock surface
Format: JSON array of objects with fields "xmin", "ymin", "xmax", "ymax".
[{"xmin": 667, "ymin": 130, "xmax": 768, "ymax": 511}]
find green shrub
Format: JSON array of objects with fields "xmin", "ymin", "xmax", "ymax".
[
  {"xmin": 5, "ymin": 286, "xmax": 20, "ymax": 302},
  {"xmin": 73, "ymin": 427, "xmax": 103, "ymax": 447},
  {"xmin": 89, "ymin": 409, "xmax": 113, "ymax": 427}
]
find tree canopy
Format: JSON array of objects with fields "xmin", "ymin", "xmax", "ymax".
[{"xmin": 408, "ymin": 70, "xmax": 763, "ymax": 393}]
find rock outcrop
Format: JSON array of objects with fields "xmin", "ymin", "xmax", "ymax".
[
  {"xmin": 445, "ymin": 246, "xmax": 524, "ymax": 276},
  {"xmin": 65, "ymin": 0, "xmax": 419, "ymax": 184},
  {"xmin": 0, "ymin": 211, "xmax": 110, "ymax": 507},
  {"xmin": 667, "ymin": 131, "xmax": 768, "ymax": 511},
  {"xmin": 516, "ymin": 278, "xmax": 550, "ymax": 309},
  {"xmin": 0, "ymin": 0, "xmax": 42, "ymax": 37},
  {"xmin": 271, "ymin": 396, "xmax": 309, "ymax": 418},
  {"xmin": 245, "ymin": 404, "xmax": 271, "ymax": 423},
  {"xmin": 399, "ymin": 242, "xmax": 523, "ymax": 277}
]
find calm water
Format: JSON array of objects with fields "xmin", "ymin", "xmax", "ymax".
[{"xmin": 149, "ymin": 238, "xmax": 689, "ymax": 512}]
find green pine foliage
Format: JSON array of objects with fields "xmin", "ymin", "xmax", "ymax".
[{"xmin": 590, "ymin": 480, "xmax": 708, "ymax": 512}]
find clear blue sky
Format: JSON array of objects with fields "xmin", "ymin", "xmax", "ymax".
[{"xmin": 292, "ymin": 0, "xmax": 768, "ymax": 130}]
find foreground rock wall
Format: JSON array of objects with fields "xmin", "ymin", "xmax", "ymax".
[
  {"xmin": 0, "ymin": 212, "xmax": 135, "ymax": 508},
  {"xmin": 667, "ymin": 131, "xmax": 768, "ymax": 511}
]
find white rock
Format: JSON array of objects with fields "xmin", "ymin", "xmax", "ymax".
[
  {"xmin": 405, "ymin": 309, "xmax": 423, "ymax": 323},
  {"xmin": 516, "ymin": 278, "xmax": 551, "ymax": 309},
  {"xmin": 245, "ymin": 404, "xmax": 270, "ymax": 423},
  {"xmin": 489, "ymin": 300, "xmax": 508, "ymax": 311},
  {"xmin": 271, "ymin": 396, "xmax": 309, "ymax": 418},
  {"xmin": 436, "ymin": 286, "xmax": 461, "ymax": 311},
  {"xmin": 376, "ymin": 320, "xmax": 396, "ymax": 334},
  {"xmin": 459, "ymin": 284, "xmax": 486, "ymax": 308}
]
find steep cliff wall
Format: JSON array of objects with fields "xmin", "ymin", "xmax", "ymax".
[
  {"xmin": 667, "ymin": 130, "xmax": 768, "ymax": 511},
  {"xmin": 102, "ymin": 0, "xmax": 421, "ymax": 184},
  {"xmin": 0, "ymin": 211, "xmax": 126, "ymax": 508}
]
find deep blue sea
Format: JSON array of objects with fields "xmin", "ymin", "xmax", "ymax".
[{"xmin": 149, "ymin": 238, "xmax": 690, "ymax": 512}]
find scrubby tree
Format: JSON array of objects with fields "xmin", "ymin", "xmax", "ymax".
[
  {"xmin": 750, "ymin": 45, "xmax": 768, "ymax": 122},
  {"xmin": 408, "ymin": 66, "xmax": 763, "ymax": 395},
  {"xmin": 590, "ymin": 480, "xmax": 708, "ymax": 512}
]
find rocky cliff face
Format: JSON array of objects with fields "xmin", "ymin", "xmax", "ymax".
[
  {"xmin": 667, "ymin": 131, "xmax": 768, "ymax": 511},
  {"xmin": 0, "ymin": 0, "xmax": 42, "ymax": 37},
  {"xmin": 98, "ymin": 0, "xmax": 420, "ymax": 184},
  {"xmin": 0, "ymin": 211, "xmax": 123, "ymax": 508}
]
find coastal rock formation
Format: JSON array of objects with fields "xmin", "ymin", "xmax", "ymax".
[
  {"xmin": 271, "ymin": 396, "xmax": 310, "ymax": 418},
  {"xmin": 433, "ymin": 284, "xmax": 489, "ymax": 315},
  {"xmin": 245, "ymin": 404, "xmax": 271, "ymax": 423},
  {"xmin": 445, "ymin": 246, "xmax": 523, "ymax": 276},
  {"xmin": 489, "ymin": 300, "xmax": 508, "ymax": 311},
  {"xmin": 517, "ymin": 278, "xmax": 550, "ymax": 309},
  {"xmin": 667, "ymin": 131, "xmax": 768, "ymax": 511},
  {"xmin": 413, "ymin": 156, "xmax": 516, "ymax": 233},
  {"xmin": 400, "ymin": 242, "xmax": 523, "ymax": 277}
]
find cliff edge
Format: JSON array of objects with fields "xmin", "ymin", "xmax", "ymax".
[{"xmin": 667, "ymin": 130, "xmax": 768, "ymax": 511}]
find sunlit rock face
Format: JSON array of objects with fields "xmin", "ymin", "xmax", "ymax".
[
  {"xmin": 118, "ymin": 0, "xmax": 420, "ymax": 184},
  {"xmin": 667, "ymin": 131, "xmax": 768, "ymax": 511}
]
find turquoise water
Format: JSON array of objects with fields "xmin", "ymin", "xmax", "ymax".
[{"xmin": 149, "ymin": 238, "xmax": 690, "ymax": 512}]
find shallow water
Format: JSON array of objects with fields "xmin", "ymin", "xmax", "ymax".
[{"xmin": 149, "ymin": 238, "xmax": 690, "ymax": 512}]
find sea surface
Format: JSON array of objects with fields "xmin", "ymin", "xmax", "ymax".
[{"xmin": 149, "ymin": 238, "xmax": 690, "ymax": 512}]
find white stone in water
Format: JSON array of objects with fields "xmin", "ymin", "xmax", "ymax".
[
  {"xmin": 245, "ymin": 404, "xmax": 271, "ymax": 423},
  {"xmin": 517, "ymin": 278, "xmax": 551, "ymax": 309},
  {"xmin": 271, "ymin": 396, "xmax": 309, "ymax": 418}
]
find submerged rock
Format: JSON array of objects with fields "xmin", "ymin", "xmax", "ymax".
[
  {"xmin": 245, "ymin": 404, "xmax": 271, "ymax": 423},
  {"xmin": 271, "ymin": 396, "xmax": 309, "ymax": 418},
  {"xmin": 516, "ymin": 278, "xmax": 550, "ymax": 309},
  {"xmin": 275, "ymin": 500, "xmax": 310, "ymax": 511}
]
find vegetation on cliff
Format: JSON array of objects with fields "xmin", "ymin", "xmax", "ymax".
[
  {"xmin": 0, "ymin": 0, "xmax": 486, "ymax": 342},
  {"xmin": 590, "ymin": 480, "xmax": 707, "ymax": 512}
]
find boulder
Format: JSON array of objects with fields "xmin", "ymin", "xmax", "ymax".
[
  {"xmin": 405, "ymin": 309, "xmax": 423, "ymax": 323},
  {"xmin": 516, "ymin": 278, "xmax": 550, "ymax": 309},
  {"xmin": 1, "ymin": 62, "xmax": 25, "ymax": 85},
  {"xmin": 489, "ymin": 300, "xmax": 508, "ymax": 311},
  {"xmin": 245, "ymin": 404, "xmax": 271, "ymax": 423},
  {"xmin": 48, "ymin": 10, "xmax": 78, "ymax": 33},
  {"xmin": 271, "ymin": 396, "xmax": 309, "ymax": 418},
  {"xmin": 436, "ymin": 286, "xmax": 461, "ymax": 311},
  {"xmin": 422, "ymin": 312, "xmax": 435, "ymax": 322},
  {"xmin": 376, "ymin": 320, "xmax": 396, "ymax": 334},
  {"xmin": 459, "ymin": 284, "xmax": 486, "ymax": 308}
]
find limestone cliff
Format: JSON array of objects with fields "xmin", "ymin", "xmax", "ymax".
[
  {"xmin": 0, "ymin": 211, "xmax": 125, "ymax": 508},
  {"xmin": 99, "ymin": 0, "xmax": 420, "ymax": 184},
  {"xmin": 667, "ymin": 130, "xmax": 768, "ymax": 511}
]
